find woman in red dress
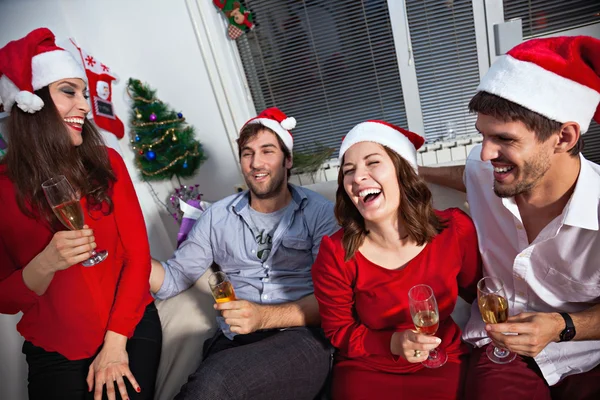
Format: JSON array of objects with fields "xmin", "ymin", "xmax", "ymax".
[
  {"xmin": 312, "ymin": 121, "xmax": 481, "ymax": 399},
  {"xmin": 0, "ymin": 29, "xmax": 160, "ymax": 400}
]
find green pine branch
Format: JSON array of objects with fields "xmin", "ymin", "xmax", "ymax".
[
  {"xmin": 127, "ymin": 78, "xmax": 206, "ymax": 181},
  {"xmin": 292, "ymin": 146, "xmax": 335, "ymax": 175}
]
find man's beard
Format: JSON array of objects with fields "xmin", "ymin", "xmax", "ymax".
[
  {"xmin": 493, "ymin": 151, "xmax": 550, "ymax": 198},
  {"xmin": 245, "ymin": 168, "xmax": 287, "ymax": 200}
]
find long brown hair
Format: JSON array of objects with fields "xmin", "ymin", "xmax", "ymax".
[
  {"xmin": 335, "ymin": 145, "xmax": 447, "ymax": 261},
  {"xmin": 1, "ymin": 86, "xmax": 115, "ymax": 224}
]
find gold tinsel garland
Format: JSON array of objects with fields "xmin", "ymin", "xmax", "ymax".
[
  {"xmin": 138, "ymin": 144, "xmax": 200, "ymax": 177},
  {"xmin": 131, "ymin": 128, "xmax": 178, "ymax": 151}
]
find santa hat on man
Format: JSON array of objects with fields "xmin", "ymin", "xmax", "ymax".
[
  {"xmin": 339, "ymin": 120, "xmax": 425, "ymax": 170},
  {"xmin": 242, "ymin": 107, "xmax": 296, "ymax": 151},
  {"xmin": 477, "ymin": 35, "xmax": 600, "ymax": 133},
  {"xmin": 0, "ymin": 27, "xmax": 86, "ymax": 114}
]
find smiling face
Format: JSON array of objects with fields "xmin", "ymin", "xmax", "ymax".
[
  {"xmin": 341, "ymin": 141, "xmax": 401, "ymax": 225},
  {"xmin": 476, "ymin": 113, "xmax": 555, "ymax": 198},
  {"xmin": 240, "ymin": 129, "xmax": 292, "ymax": 200},
  {"xmin": 48, "ymin": 78, "xmax": 90, "ymax": 147}
]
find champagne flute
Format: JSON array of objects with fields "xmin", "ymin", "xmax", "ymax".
[
  {"xmin": 208, "ymin": 271, "xmax": 236, "ymax": 303},
  {"xmin": 477, "ymin": 276, "xmax": 516, "ymax": 364},
  {"xmin": 408, "ymin": 284, "xmax": 447, "ymax": 368},
  {"xmin": 42, "ymin": 176, "xmax": 108, "ymax": 267}
]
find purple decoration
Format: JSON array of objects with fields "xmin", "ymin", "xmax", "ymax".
[{"xmin": 149, "ymin": 113, "xmax": 157, "ymax": 122}]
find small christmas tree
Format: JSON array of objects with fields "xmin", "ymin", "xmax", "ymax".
[{"xmin": 127, "ymin": 78, "xmax": 206, "ymax": 181}]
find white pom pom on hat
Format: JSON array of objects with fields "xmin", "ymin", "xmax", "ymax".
[
  {"xmin": 242, "ymin": 107, "xmax": 296, "ymax": 152},
  {"xmin": 0, "ymin": 27, "xmax": 87, "ymax": 114}
]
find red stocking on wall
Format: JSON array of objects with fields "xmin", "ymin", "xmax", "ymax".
[{"xmin": 67, "ymin": 39, "xmax": 125, "ymax": 139}]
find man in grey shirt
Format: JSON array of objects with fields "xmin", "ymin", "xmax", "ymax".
[{"xmin": 150, "ymin": 108, "xmax": 339, "ymax": 400}]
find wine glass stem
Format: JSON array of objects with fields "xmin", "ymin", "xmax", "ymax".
[
  {"xmin": 494, "ymin": 346, "xmax": 509, "ymax": 358},
  {"xmin": 428, "ymin": 348, "xmax": 439, "ymax": 360}
]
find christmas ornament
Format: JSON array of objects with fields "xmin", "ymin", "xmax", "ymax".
[
  {"xmin": 145, "ymin": 150, "xmax": 156, "ymax": 161},
  {"xmin": 183, "ymin": 160, "xmax": 188, "ymax": 169},
  {"xmin": 149, "ymin": 113, "xmax": 157, "ymax": 122},
  {"xmin": 177, "ymin": 112, "xmax": 183, "ymax": 119},
  {"xmin": 139, "ymin": 150, "xmax": 144, "ymax": 155},
  {"xmin": 135, "ymin": 135, "xmax": 140, "ymax": 142},
  {"xmin": 62, "ymin": 38, "xmax": 125, "ymax": 139},
  {"xmin": 136, "ymin": 113, "xmax": 142, "ymax": 119},
  {"xmin": 213, "ymin": 0, "xmax": 255, "ymax": 40}
]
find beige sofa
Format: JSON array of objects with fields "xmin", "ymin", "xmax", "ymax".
[{"xmin": 154, "ymin": 181, "xmax": 471, "ymax": 400}]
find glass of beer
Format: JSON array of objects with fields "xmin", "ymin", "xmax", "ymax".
[
  {"xmin": 408, "ymin": 284, "xmax": 447, "ymax": 368},
  {"xmin": 42, "ymin": 175, "xmax": 108, "ymax": 267},
  {"xmin": 477, "ymin": 276, "xmax": 516, "ymax": 364},
  {"xmin": 209, "ymin": 271, "xmax": 236, "ymax": 303}
]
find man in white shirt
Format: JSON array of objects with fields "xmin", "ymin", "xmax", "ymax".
[{"xmin": 420, "ymin": 36, "xmax": 600, "ymax": 399}]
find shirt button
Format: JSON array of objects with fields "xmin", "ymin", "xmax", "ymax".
[
  {"xmin": 516, "ymin": 224, "xmax": 523, "ymax": 230},
  {"xmin": 263, "ymin": 294, "xmax": 269, "ymax": 300},
  {"xmin": 251, "ymin": 249, "xmax": 256, "ymax": 253},
  {"xmin": 517, "ymin": 291, "xmax": 525, "ymax": 297},
  {"xmin": 264, "ymin": 264, "xmax": 269, "ymax": 269},
  {"xmin": 263, "ymin": 278, "xmax": 270, "ymax": 283}
]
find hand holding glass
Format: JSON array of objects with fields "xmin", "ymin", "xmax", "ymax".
[
  {"xmin": 408, "ymin": 284, "xmax": 447, "ymax": 368},
  {"xmin": 42, "ymin": 176, "xmax": 108, "ymax": 267},
  {"xmin": 209, "ymin": 271, "xmax": 236, "ymax": 303},
  {"xmin": 477, "ymin": 276, "xmax": 516, "ymax": 364}
]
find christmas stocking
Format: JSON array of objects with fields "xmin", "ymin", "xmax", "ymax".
[
  {"xmin": 213, "ymin": 0, "xmax": 255, "ymax": 40},
  {"xmin": 65, "ymin": 39, "xmax": 125, "ymax": 139}
]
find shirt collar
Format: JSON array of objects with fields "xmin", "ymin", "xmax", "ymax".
[
  {"xmin": 231, "ymin": 184, "xmax": 307, "ymax": 214},
  {"xmin": 562, "ymin": 154, "xmax": 599, "ymax": 231}
]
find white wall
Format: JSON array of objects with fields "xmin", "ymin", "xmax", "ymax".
[{"xmin": 0, "ymin": 1, "xmax": 246, "ymax": 398}]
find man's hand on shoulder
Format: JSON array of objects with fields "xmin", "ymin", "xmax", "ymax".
[
  {"xmin": 485, "ymin": 311, "xmax": 563, "ymax": 357},
  {"xmin": 216, "ymin": 300, "xmax": 267, "ymax": 335}
]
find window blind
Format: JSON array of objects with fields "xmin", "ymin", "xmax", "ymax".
[
  {"xmin": 236, "ymin": 0, "xmax": 407, "ymax": 153},
  {"xmin": 405, "ymin": 0, "xmax": 481, "ymax": 142},
  {"xmin": 504, "ymin": 0, "xmax": 600, "ymax": 38}
]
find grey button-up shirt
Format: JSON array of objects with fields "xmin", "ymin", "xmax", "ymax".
[{"xmin": 155, "ymin": 184, "xmax": 338, "ymax": 338}]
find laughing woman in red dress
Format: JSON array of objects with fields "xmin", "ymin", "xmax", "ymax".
[
  {"xmin": 312, "ymin": 121, "xmax": 482, "ymax": 399},
  {"xmin": 0, "ymin": 29, "xmax": 160, "ymax": 400}
]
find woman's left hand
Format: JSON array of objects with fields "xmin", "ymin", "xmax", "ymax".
[{"xmin": 86, "ymin": 331, "xmax": 140, "ymax": 400}]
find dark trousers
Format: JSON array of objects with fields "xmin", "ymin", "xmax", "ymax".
[
  {"xmin": 175, "ymin": 327, "xmax": 333, "ymax": 400},
  {"xmin": 23, "ymin": 302, "xmax": 162, "ymax": 400},
  {"xmin": 465, "ymin": 345, "xmax": 600, "ymax": 400}
]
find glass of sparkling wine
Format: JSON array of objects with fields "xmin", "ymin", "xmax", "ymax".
[
  {"xmin": 42, "ymin": 176, "xmax": 108, "ymax": 267},
  {"xmin": 209, "ymin": 271, "xmax": 236, "ymax": 303},
  {"xmin": 477, "ymin": 276, "xmax": 516, "ymax": 364},
  {"xmin": 408, "ymin": 284, "xmax": 447, "ymax": 368}
]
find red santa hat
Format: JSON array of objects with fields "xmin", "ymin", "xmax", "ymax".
[
  {"xmin": 242, "ymin": 107, "xmax": 296, "ymax": 152},
  {"xmin": 339, "ymin": 120, "xmax": 425, "ymax": 170},
  {"xmin": 477, "ymin": 35, "xmax": 600, "ymax": 134},
  {"xmin": 0, "ymin": 27, "xmax": 87, "ymax": 114}
]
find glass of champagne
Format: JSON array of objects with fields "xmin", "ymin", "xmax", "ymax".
[
  {"xmin": 42, "ymin": 176, "xmax": 108, "ymax": 267},
  {"xmin": 477, "ymin": 276, "xmax": 516, "ymax": 364},
  {"xmin": 208, "ymin": 271, "xmax": 236, "ymax": 303},
  {"xmin": 408, "ymin": 284, "xmax": 447, "ymax": 368}
]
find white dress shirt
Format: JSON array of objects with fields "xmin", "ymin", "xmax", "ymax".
[{"xmin": 462, "ymin": 144, "xmax": 600, "ymax": 386}]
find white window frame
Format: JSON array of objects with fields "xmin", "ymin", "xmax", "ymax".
[{"xmin": 193, "ymin": 0, "xmax": 600, "ymax": 165}]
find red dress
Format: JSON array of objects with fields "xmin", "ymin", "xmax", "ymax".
[
  {"xmin": 0, "ymin": 148, "xmax": 153, "ymax": 360},
  {"xmin": 312, "ymin": 208, "xmax": 482, "ymax": 399}
]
